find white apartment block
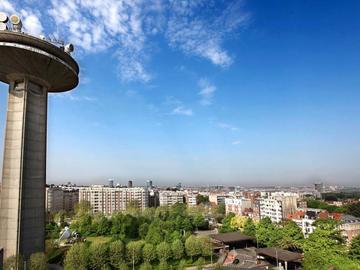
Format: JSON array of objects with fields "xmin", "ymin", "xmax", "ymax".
[
  {"xmin": 79, "ymin": 185, "xmax": 149, "ymax": 214},
  {"xmin": 225, "ymin": 198, "xmax": 252, "ymax": 216},
  {"xmin": 259, "ymin": 195, "xmax": 297, "ymax": 223},
  {"xmin": 159, "ymin": 191, "xmax": 184, "ymax": 206},
  {"xmin": 185, "ymin": 191, "xmax": 198, "ymax": 207}
]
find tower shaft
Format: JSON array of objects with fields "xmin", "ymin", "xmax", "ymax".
[{"xmin": 0, "ymin": 78, "xmax": 47, "ymax": 260}]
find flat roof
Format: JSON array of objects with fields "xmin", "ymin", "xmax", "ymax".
[
  {"xmin": 211, "ymin": 232, "xmax": 255, "ymax": 243},
  {"xmin": 256, "ymin": 248, "xmax": 303, "ymax": 262}
]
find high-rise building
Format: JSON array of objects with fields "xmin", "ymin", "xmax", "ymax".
[
  {"xmin": 128, "ymin": 180, "xmax": 133, "ymax": 188},
  {"xmin": 0, "ymin": 13, "xmax": 78, "ymax": 261},
  {"xmin": 46, "ymin": 187, "xmax": 64, "ymax": 213},
  {"xmin": 79, "ymin": 185, "xmax": 149, "ymax": 214}
]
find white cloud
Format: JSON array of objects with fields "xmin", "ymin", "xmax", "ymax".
[
  {"xmin": 198, "ymin": 78, "xmax": 216, "ymax": 106},
  {"xmin": 217, "ymin": 122, "xmax": 239, "ymax": 131},
  {"xmin": 0, "ymin": 0, "xmax": 15, "ymax": 13},
  {"xmin": 232, "ymin": 140, "xmax": 241, "ymax": 145},
  {"xmin": 20, "ymin": 9, "xmax": 43, "ymax": 36},
  {"xmin": 172, "ymin": 106, "xmax": 193, "ymax": 116},
  {"xmin": 54, "ymin": 92, "xmax": 97, "ymax": 102},
  {"xmin": 4, "ymin": 0, "xmax": 249, "ymax": 82}
]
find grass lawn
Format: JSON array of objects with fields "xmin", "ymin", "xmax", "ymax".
[{"xmin": 86, "ymin": 236, "xmax": 112, "ymax": 245}]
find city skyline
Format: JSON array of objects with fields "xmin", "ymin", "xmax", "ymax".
[{"xmin": 1, "ymin": 0, "xmax": 360, "ymax": 186}]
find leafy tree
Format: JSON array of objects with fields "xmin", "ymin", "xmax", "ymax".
[
  {"xmin": 185, "ymin": 235, "xmax": 201, "ymax": 259},
  {"xmin": 349, "ymin": 234, "xmax": 360, "ymax": 261},
  {"xmin": 196, "ymin": 195, "xmax": 209, "ymax": 205},
  {"xmin": 116, "ymin": 261, "xmax": 129, "ymax": 270},
  {"xmin": 171, "ymin": 239, "xmax": 184, "ymax": 260},
  {"xmin": 277, "ymin": 220, "xmax": 304, "ymax": 251},
  {"xmin": 193, "ymin": 213, "xmax": 208, "ymax": 230},
  {"xmin": 255, "ymin": 217, "xmax": 282, "ymax": 247},
  {"xmin": 29, "ymin": 252, "xmax": 47, "ymax": 270},
  {"xmin": 139, "ymin": 223, "xmax": 149, "ymax": 239},
  {"xmin": 219, "ymin": 213, "xmax": 236, "ymax": 233},
  {"xmin": 177, "ymin": 259, "xmax": 187, "ymax": 270},
  {"xmin": 158, "ymin": 261, "xmax": 170, "ymax": 270},
  {"xmin": 347, "ymin": 202, "xmax": 360, "ymax": 218},
  {"xmin": 89, "ymin": 242, "xmax": 109, "ymax": 269},
  {"xmin": 302, "ymin": 219, "xmax": 347, "ymax": 269},
  {"xmin": 75, "ymin": 200, "xmax": 92, "ymax": 217},
  {"xmin": 139, "ymin": 262, "xmax": 153, "ymax": 270},
  {"xmin": 92, "ymin": 214, "xmax": 111, "ymax": 236},
  {"xmin": 126, "ymin": 240, "xmax": 145, "ymax": 265},
  {"xmin": 109, "ymin": 240, "xmax": 125, "ymax": 268},
  {"xmin": 199, "ymin": 236, "xmax": 212, "ymax": 257},
  {"xmin": 142, "ymin": 243, "xmax": 157, "ymax": 263},
  {"xmin": 229, "ymin": 216, "xmax": 248, "ymax": 231},
  {"xmin": 243, "ymin": 218, "xmax": 256, "ymax": 237},
  {"xmin": 4, "ymin": 255, "xmax": 24, "ymax": 270},
  {"xmin": 64, "ymin": 243, "xmax": 90, "ymax": 270},
  {"xmin": 156, "ymin": 242, "xmax": 172, "ymax": 262},
  {"xmin": 195, "ymin": 257, "xmax": 205, "ymax": 270}
]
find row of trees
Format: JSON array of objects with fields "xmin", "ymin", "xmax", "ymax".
[
  {"xmin": 220, "ymin": 213, "xmax": 360, "ymax": 270},
  {"xmin": 64, "ymin": 235, "xmax": 212, "ymax": 270},
  {"xmin": 306, "ymin": 198, "xmax": 360, "ymax": 218},
  {"xmin": 60, "ymin": 202, "xmax": 210, "ymax": 242}
]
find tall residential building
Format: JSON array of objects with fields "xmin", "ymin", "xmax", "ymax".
[
  {"xmin": 225, "ymin": 198, "xmax": 252, "ymax": 216},
  {"xmin": 259, "ymin": 194, "xmax": 297, "ymax": 223},
  {"xmin": 63, "ymin": 189, "xmax": 79, "ymax": 212},
  {"xmin": 45, "ymin": 187, "xmax": 79, "ymax": 213},
  {"xmin": 46, "ymin": 187, "xmax": 64, "ymax": 213},
  {"xmin": 185, "ymin": 191, "xmax": 198, "ymax": 207},
  {"xmin": 159, "ymin": 191, "xmax": 184, "ymax": 206},
  {"xmin": 79, "ymin": 185, "xmax": 149, "ymax": 214}
]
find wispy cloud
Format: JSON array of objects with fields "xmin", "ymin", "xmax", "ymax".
[
  {"xmin": 217, "ymin": 122, "xmax": 239, "ymax": 131},
  {"xmin": 54, "ymin": 92, "xmax": 97, "ymax": 102},
  {"xmin": 172, "ymin": 106, "xmax": 193, "ymax": 116},
  {"xmin": 232, "ymin": 140, "xmax": 241, "ymax": 145},
  {"xmin": 198, "ymin": 78, "xmax": 216, "ymax": 106},
  {"xmin": 5, "ymin": 0, "xmax": 249, "ymax": 82}
]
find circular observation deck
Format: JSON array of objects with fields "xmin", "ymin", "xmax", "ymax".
[{"xmin": 0, "ymin": 31, "xmax": 79, "ymax": 92}]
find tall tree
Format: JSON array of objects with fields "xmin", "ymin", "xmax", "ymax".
[
  {"xmin": 243, "ymin": 218, "xmax": 256, "ymax": 237},
  {"xmin": 142, "ymin": 243, "xmax": 157, "ymax": 263},
  {"xmin": 171, "ymin": 239, "xmax": 185, "ymax": 260},
  {"xmin": 126, "ymin": 240, "xmax": 145, "ymax": 266},
  {"xmin": 349, "ymin": 234, "xmax": 360, "ymax": 261},
  {"xmin": 64, "ymin": 243, "xmax": 89, "ymax": 270},
  {"xmin": 29, "ymin": 253, "xmax": 47, "ymax": 270},
  {"xmin": 108, "ymin": 240, "xmax": 125, "ymax": 268},
  {"xmin": 156, "ymin": 242, "xmax": 172, "ymax": 262},
  {"xmin": 89, "ymin": 243, "xmax": 109, "ymax": 270},
  {"xmin": 185, "ymin": 235, "xmax": 201, "ymax": 260}
]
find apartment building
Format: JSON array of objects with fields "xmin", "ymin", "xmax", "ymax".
[
  {"xmin": 225, "ymin": 198, "xmax": 252, "ymax": 216},
  {"xmin": 209, "ymin": 193, "xmax": 227, "ymax": 205},
  {"xmin": 259, "ymin": 194, "xmax": 297, "ymax": 223},
  {"xmin": 159, "ymin": 190, "xmax": 184, "ymax": 206},
  {"xmin": 79, "ymin": 185, "xmax": 149, "ymax": 214},
  {"xmin": 46, "ymin": 187, "xmax": 64, "ymax": 213}
]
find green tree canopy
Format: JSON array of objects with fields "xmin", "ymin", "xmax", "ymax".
[
  {"xmin": 29, "ymin": 252, "xmax": 47, "ymax": 270},
  {"xmin": 89, "ymin": 242, "xmax": 109, "ymax": 270},
  {"xmin": 349, "ymin": 234, "xmax": 360, "ymax": 261},
  {"xmin": 156, "ymin": 242, "xmax": 172, "ymax": 262},
  {"xmin": 142, "ymin": 243, "xmax": 157, "ymax": 263},
  {"xmin": 64, "ymin": 243, "xmax": 90, "ymax": 270},
  {"xmin": 171, "ymin": 239, "xmax": 184, "ymax": 260},
  {"xmin": 109, "ymin": 240, "xmax": 125, "ymax": 268}
]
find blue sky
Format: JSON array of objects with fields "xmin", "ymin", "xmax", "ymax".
[{"xmin": 0, "ymin": 0, "xmax": 360, "ymax": 186}]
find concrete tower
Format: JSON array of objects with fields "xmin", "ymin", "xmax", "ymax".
[{"xmin": 0, "ymin": 13, "xmax": 79, "ymax": 262}]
